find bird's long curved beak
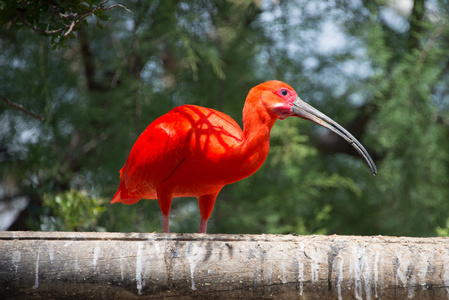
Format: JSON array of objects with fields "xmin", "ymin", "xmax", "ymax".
[{"xmin": 292, "ymin": 97, "xmax": 377, "ymax": 175}]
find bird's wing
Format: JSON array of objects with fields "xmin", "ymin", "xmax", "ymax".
[
  {"xmin": 114, "ymin": 104, "xmax": 245, "ymax": 202},
  {"xmin": 120, "ymin": 113, "xmax": 191, "ymax": 199}
]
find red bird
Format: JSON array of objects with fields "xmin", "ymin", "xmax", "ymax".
[{"xmin": 112, "ymin": 81, "xmax": 377, "ymax": 233}]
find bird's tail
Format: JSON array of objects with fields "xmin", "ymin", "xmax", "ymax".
[{"xmin": 111, "ymin": 168, "xmax": 141, "ymax": 205}]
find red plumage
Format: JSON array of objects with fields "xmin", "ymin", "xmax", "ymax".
[{"xmin": 112, "ymin": 80, "xmax": 377, "ymax": 233}]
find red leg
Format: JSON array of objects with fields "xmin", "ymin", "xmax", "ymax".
[
  {"xmin": 199, "ymin": 218, "xmax": 208, "ymax": 234},
  {"xmin": 157, "ymin": 191, "xmax": 173, "ymax": 233},
  {"xmin": 197, "ymin": 192, "xmax": 219, "ymax": 234},
  {"xmin": 162, "ymin": 214, "xmax": 170, "ymax": 233}
]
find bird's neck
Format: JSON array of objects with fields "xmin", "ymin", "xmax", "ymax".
[
  {"xmin": 242, "ymin": 103, "xmax": 277, "ymax": 142},
  {"xmin": 236, "ymin": 101, "xmax": 278, "ymax": 176}
]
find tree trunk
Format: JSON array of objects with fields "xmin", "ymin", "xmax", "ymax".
[{"xmin": 1, "ymin": 231, "xmax": 448, "ymax": 299}]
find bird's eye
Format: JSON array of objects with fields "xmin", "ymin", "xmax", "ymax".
[{"xmin": 281, "ymin": 89, "xmax": 288, "ymax": 96}]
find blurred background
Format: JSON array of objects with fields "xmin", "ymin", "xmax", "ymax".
[{"xmin": 1, "ymin": 0, "xmax": 448, "ymax": 236}]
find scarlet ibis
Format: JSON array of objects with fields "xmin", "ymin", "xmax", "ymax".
[{"xmin": 111, "ymin": 80, "xmax": 377, "ymax": 233}]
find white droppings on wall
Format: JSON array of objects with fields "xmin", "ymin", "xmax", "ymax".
[
  {"xmin": 120, "ymin": 249, "xmax": 126, "ymax": 281},
  {"xmin": 32, "ymin": 251, "xmax": 40, "ymax": 289},
  {"xmin": 379, "ymin": 247, "xmax": 386, "ymax": 298},
  {"xmin": 297, "ymin": 243, "xmax": 305, "ymax": 296},
  {"xmin": 93, "ymin": 246, "xmax": 100, "ymax": 267},
  {"xmin": 153, "ymin": 242, "xmax": 161, "ymax": 257},
  {"xmin": 281, "ymin": 251, "xmax": 287, "ymax": 284},
  {"xmin": 336, "ymin": 257, "xmax": 344, "ymax": 300},
  {"xmin": 347, "ymin": 246, "xmax": 354, "ymax": 290},
  {"xmin": 361, "ymin": 247, "xmax": 372, "ymax": 300},
  {"xmin": 12, "ymin": 250, "xmax": 21, "ymax": 274},
  {"xmin": 351, "ymin": 244, "xmax": 364, "ymax": 300},
  {"xmin": 74, "ymin": 257, "xmax": 80, "ymax": 271},
  {"xmin": 408, "ymin": 270, "xmax": 416, "ymax": 299},
  {"xmin": 136, "ymin": 243, "xmax": 144, "ymax": 295},
  {"xmin": 443, "ymin": 251, "xmax": 449, "ymax": 298},
  {"xmin": 245, "ymin": 244, "xmax": 260, "ymax": 290},
  {"xmin": 147, "ymin": 241, "xmax": 161, "ymax": 284},
  {"xmin": 186, "ymin": 242, "xmax": 203, "ymax": 291},
  {"xmin": 395, "ymin": 252, "xmax": 409, "ymax": 288},
  {"xmin": 308, "ymin": 248, "xmax": 321, "ymax": 283},
  {"xmin": 373, "ymin": 250, "xmax": 380, "ymax": 298},
  {"xmin": 417, "ymin": 253, "xmax": 429, "ymax": 290},
  {"xmin": 48, "ymin": 244, "xmax": 54, "ymax": 264},
  {"xmin": 267, "ymin": 260, "xmax": 273, "ymax": 292}
]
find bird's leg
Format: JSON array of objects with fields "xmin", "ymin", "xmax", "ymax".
[
  {"xmin": 197, "ymin": 192, "xmax": 219, "ymax": 234},
  {"xmin": 157, "ymin": 192, "xmax": 173, "ymax": 233},
  {"xmin": 162, "ymin": 215, "xmax": 170, "ymax": 233},
  {"xmin": 199, "ymin": 218, "xmax": 208, "ymax": 233}
]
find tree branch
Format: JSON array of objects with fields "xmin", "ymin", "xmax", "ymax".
[
  {"xmin": 60, "ymin": 1, "xmax": 132, "ymax": 38},
  {"xmin": 9, "ymin": 0, "xmax": 131, "ymax": 39},
  {"xmin": 0, "ymin": 95, "xmax": 44, "ymax": 121},
  {"xmin": 17, "ymin": 15, "xmax": 65, "ymax": 35}
]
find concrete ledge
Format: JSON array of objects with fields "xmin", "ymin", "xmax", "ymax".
[{"xmin": 1, "ymin": 231, "xmax": 449, "ymax": 299}]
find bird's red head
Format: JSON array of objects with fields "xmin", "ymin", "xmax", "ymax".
[
  {"xmin": 246, "ymin": 80, "xmax": 299, "ymax": 120},
  {"xmin": 272, "ymin": 84, "xmax": 298, "ymax": 120},
  {"xmin": 246, "ymin": 80, "xmax": 377, "ymax": 175}
]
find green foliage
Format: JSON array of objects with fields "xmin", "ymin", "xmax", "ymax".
[
  {"xmin": 1, "ymin": 0, "xmax": 449, "ymax": 236},
  {"xmin": 41, "ymin": 189, "xmax": 106, "ymax": 231},
  {"xmin": 348, "ymin": 3, "xmax": 449, "ymax": 236}
]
